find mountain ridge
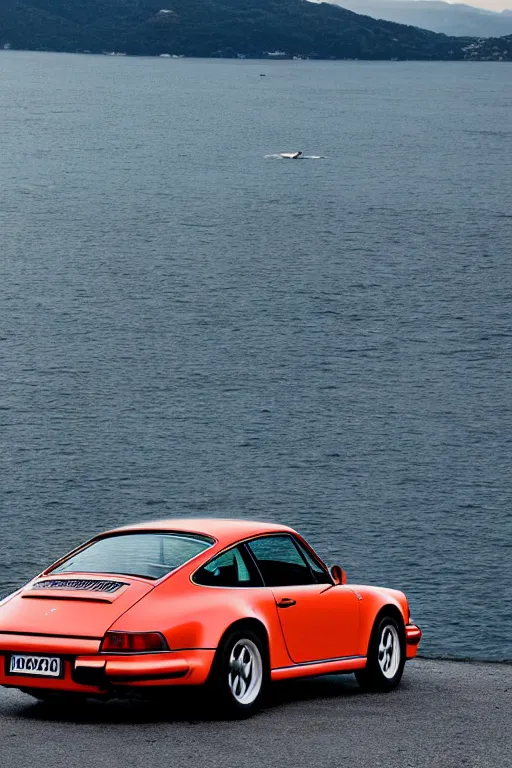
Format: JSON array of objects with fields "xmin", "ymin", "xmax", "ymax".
[
  {"xmin": 326, "ymin": 0, "xmax": 512, "ymax": 38},
  {"xmin": 1, "ymin": 0, "xmax": 512, "ymax": 60}
]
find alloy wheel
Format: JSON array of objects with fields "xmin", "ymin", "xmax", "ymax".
[
  {"xmin": 228, "ymin": 639, "xmax": 263, "ymax": 705},
  {"xmin": 378, "ymin": 624, "xmax": 401, "ymax": 679}
]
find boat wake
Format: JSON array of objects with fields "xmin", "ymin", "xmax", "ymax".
[{"xmin": 264, "ymin": 154, "xmax": 325, "ymax": 160}]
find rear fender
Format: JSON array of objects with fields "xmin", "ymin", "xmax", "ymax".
[{"xmin": 108, "ymin": 574, "xmax": 291, "ymax": 670}]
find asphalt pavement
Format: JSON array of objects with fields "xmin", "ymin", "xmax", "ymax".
[{"xmin": 0, "ymin": 659, "xmax": 510, "ymax": 768}]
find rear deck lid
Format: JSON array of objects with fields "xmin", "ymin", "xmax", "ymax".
[
  {"xmin": 0, "ymin": 575, "xmax": 154, "ymax": 639},
  {"xmin": 23, "ymin": 577, "xmax": 131, "ymax": 603}
]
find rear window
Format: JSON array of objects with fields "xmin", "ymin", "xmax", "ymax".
[{"xmin": 51, "ymin": 532, "xmax": 213, "ymax": 580}]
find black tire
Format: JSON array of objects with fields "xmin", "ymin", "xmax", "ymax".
[
  {"xmin": 205, "ymin": 626, "xmax": 269, "ymax": 718},
  {"xmin": 355, "ymin": 614, "xmax": 405, "ymax": 692}
]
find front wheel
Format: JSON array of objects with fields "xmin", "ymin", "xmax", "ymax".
[
  {"xmin": 206, "ymin": 628, "xmax": 268, "ymax": 718},
  {"xmin": 355, "ymin": 614, "xmax": 405, "ymax": 692}
]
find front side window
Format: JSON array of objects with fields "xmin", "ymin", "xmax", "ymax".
[
  {"xmin": 51, "ymin": 533, "xmax": 213, "ymax": 580},
  {"xmin": 247, "ymin": 535, "xmax": 316, "ymax": 587},
  {"xmin": 194, "ymin": 546, "xmax": 263, "ymax": 588},
  {"xmin": 293, "ymin": 540, "xmax": 331, "ymax": 585}
]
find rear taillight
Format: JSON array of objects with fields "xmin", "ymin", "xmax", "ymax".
[{"xmin": 101, "ymin": 631, "xmax": 169, "ymax": 653}]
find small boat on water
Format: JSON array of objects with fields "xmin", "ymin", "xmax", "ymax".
[{"xmin": 279, "ymin": 151, "xmax": 302, "ymax": 159}]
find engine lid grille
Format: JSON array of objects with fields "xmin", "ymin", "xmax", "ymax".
[{"xmin": 31, "ymin": 579, "xmax": 127, "ymax": 595}]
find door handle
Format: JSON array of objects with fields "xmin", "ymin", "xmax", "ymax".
[{"xmin": 276, "ymin": 598, "xmax": 296, "ymax": 608}]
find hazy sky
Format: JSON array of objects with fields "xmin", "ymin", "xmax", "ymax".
[
  {"xmin": 392, "ymin": 0, "xmax": 511, "ymax": 9},
  {"xmin": 439, "ymin": 0, "xmax": 510, "ymax": 9},
  {"xmin": 347, "ymin": 0, "xmax": 512, "ymax": 9}
]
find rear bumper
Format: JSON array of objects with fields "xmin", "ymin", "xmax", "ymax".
[
  {"xmin": 0, "ymin": 637, "xmax": 215, "ymax": 695},
  {"xmin": 405, "ymin": 623, "xmax": 422, "ymax": 658},
  {"xmin": 74, "ymin": 650, "xmax": 215, "ymax": 688}
]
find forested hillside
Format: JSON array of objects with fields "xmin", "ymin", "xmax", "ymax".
[{"xmin": 1, "ymin": 0, "xmax": 511, "ymax": 60}]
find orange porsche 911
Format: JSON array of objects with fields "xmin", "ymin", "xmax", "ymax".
[{"xmin": 0, "ymin": 519, "xmax": 422, "ymax": 717}]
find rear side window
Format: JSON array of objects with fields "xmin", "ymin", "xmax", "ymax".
[
  {"xmin": 51, "ymin": 533, "xmax": 213, "ymax": 580},
  {"xmin": 194, "ymin": 546, "xmax": 263, "ymax": 588},
  {"xmin": 247, "ymin": 535, "xmax": 316, "ymax": 587}
]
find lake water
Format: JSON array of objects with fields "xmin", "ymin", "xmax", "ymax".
[{"xmin": 1, "ymin": 52, "xmax": 511, "ymax": 661}]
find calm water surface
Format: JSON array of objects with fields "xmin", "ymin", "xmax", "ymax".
[{"xmin": 1, "ymin": 52, "xmax": 511, "ymax": 660}]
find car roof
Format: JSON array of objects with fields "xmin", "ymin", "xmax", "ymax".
[{"xmin": 103, "ymin": 518, "xmax": 297, "ymax": 545}]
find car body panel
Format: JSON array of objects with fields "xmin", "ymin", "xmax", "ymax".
[
  {"xmin": 0, "ymin": 634, "xmax": 100, "ymax": 655},
  {"xmin": 110, "ymin": 574, "xmax": 292, "ymax": 670},
  {"xmin": 0, "ymin": 576, "xmax": 154, "ymax": 639},
  {"xmin": 347, "ymin": 585, "xmax": 408, "ymax": 651},
  {"xmin": 271, "ymin": 584, "xmax": 360, "ymax": 663},
  {"xmin": 0, "ymin": 519, "xmax": 422, "ymax": 697},
  {"xmin": 271, "ymin": 655, "xmax": 367, "ymax": 681}
]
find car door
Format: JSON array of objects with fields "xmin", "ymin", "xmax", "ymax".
[{"xmin": 246, "ymin": 535, "xmax": 360, "ymax": 664}]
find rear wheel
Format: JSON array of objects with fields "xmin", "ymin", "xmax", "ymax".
[
  {"xmin": 355, "ymin": 614, "xmax": 405, "ymax": 692},
  {"xmin": 206, "ymin": 627, "xmax": 268, "ymax": 718}
]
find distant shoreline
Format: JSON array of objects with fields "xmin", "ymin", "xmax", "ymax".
[{"xmin": 2, "ymin": 48, "xmax": 512, "ymax": 63}]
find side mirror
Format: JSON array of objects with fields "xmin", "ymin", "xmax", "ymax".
[{"xmin": 330, "ymin": 564, "xmax": 347, "ymax": 585}]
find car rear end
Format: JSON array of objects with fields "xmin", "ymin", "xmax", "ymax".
[
  {"xmin": 0, "ymin": 576, "xmax": 148, "ymax": 695},
  {"xmin": 0, "ymin": 576, "xmax": 216, "ymax": 697},
  {"xmin": 0, "ymin": 529, "xmax": 217, "ymax": 698}
]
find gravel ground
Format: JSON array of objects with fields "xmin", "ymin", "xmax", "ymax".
[{"xmin": 0, "ymin": 659, "xmax": 510, "ymax": 768}]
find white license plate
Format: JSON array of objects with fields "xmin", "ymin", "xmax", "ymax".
[{"xmin": 9, "ymin": 654, "xmax": 62, "ymax": 677}]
